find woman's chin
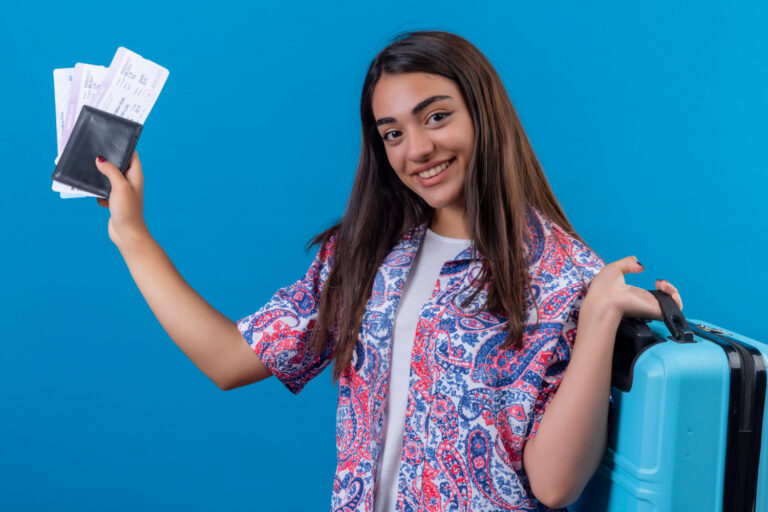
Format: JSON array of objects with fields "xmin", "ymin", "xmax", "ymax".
[{"xmin": 423, "ymin": 197, "xmax": 465, "ymax": 214}]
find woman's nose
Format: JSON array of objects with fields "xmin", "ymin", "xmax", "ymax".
[{"xmin": 407, "ymin": 129, "xmax": 436, "ymax": 162}]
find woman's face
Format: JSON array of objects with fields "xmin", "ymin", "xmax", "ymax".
[{"xmin": 371, "ymin": 72, "xmax": 475, "ymax": 217}]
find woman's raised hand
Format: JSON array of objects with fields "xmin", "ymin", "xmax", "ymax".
[
  {"xmin": 583, "ymin": 256, "xmax": 683, "ymax": 324},
  {"xmin": 94, "ymin": 151, "xmax": 148, "ymax": 248}
]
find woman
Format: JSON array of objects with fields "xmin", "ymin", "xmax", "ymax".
[{"xmin": 95, "ymin": 31, "xmax": 682, "ymax": 511}]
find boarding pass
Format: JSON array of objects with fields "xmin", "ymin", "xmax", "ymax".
[{"xmin": 52, "ymin": 47, "xmax": 168, "ymax": 198}]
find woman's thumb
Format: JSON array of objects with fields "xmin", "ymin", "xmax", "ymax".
[
  {"xmin": 616, "ymin": 255, "xmax": 645, "ymax": 275},
  {"xmin": 631, "ymin": 257, "xmax": 644, "ymax": 272},
  {"xmin": 94, "ymin": 156, "xmax": 125, "ymax": 184}
]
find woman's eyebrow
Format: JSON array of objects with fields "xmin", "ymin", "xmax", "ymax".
[{"xmin": 375, "ymin": 95, "xmax": 453, "ymax": 126}]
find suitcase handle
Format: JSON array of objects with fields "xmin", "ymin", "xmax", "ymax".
[
  {"xmin": 611, "ymin": 291, "xmax": 694, "ymax": 391},
  {"xmin": 649, "ymin": 290, "xmax": 694, "ymax": 343}
]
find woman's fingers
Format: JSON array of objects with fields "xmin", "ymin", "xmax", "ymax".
[
  {"xmin": 621, "ymin": 280, "xmax": 684, "ymax": 321},
  {"xmin": 608, "ymin": 255, "xmax": 645, "ymax": 276},
  {"xmin": 588, "ymin": 255, "xmax": 684, "ymax": 322},
  {"xmin": 94, "ymin": 153, "xmax": 143, "ymax": 197},
  {"xmin": 655, "ymin": 279, "xmax": 683, "ymax": 311},
  {"xmin": 94, "ymin": 156, "xmax": 127, "ymax": 194},
  {"xmin": 96, "ymin": 198, "xmax": 109, "ymax": 208}
]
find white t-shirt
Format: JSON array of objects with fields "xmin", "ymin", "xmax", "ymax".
[{"xmin": 373, "ymin": 228, "xmax": 471, "ymax": 511}]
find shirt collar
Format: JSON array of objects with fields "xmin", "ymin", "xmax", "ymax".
[
  {"xmin": 398, "ymin": 223, "xmax": 479, "ymax": 263},
  {"xmin": 397, "ymin": 205, "xmax": 541, "ymax": 265}
]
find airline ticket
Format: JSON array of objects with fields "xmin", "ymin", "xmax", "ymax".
[{"xmin": 52, "ymin": 48, "xmax": 168, "ymax": 198}]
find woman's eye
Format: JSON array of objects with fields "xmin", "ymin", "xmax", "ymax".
[
  {"xmin": 429, "ymin": 112, "xmax": 451, "ymax": 123},
  {"xmin": 382, "ymin": 130, "xmax": 401, "ymax": 141}
]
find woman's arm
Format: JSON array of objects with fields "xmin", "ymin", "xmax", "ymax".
[
  {"xmin": 522, "ymin": 257, "xmax": 682, "ymax": 508},
  {"xmin": 95, "ymin": 153, "xmax": 272, "ymax": 390}
]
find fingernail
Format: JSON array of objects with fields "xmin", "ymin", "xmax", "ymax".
[
  {"xmin": 636, "ymin": 260, "xmax": 643, "ymax": 267},
  {"xmin": 97, "ymin": 155, "xmax": 106, "ymax": 163}
]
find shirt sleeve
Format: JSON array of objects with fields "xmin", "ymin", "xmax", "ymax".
[
  {"xmin": 235, "ymin": 235, "xmax": 336, "ymax": 394},
  {"xmin": 525, "ymin": 289, "xmax": 584, "ymax": 441},
  {"xmin": 526, "ymin": 243, "xmax": 606, "ymax": 440}
]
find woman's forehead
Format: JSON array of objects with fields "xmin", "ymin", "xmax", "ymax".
[{"xmin": 372, "ymin": 72, "xmax": 461, "ymax": 118}]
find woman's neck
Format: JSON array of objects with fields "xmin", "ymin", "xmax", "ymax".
[{"xmin": 429, "ymin": 207, "xmax": 470, "ymax": 239}]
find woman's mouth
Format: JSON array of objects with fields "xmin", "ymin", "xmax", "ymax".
[
  {"xmin": 413, "ymin": 157, "xmax": 455, "ymax": 187},
  {"xmin": 416, "ymin": 158, "xmax": 455, "ymax": 179}
]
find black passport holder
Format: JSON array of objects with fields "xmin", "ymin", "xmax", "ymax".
[{"xmin": 52, "ymin": 105, "xmax": 143, "ymax": 198}]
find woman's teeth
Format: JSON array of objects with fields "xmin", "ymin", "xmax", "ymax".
[{"xmin": 418, "ymin": 159, "xmax": 452, "ymax": 178}]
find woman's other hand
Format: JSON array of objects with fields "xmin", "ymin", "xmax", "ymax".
[
  {"xmin": 583, "ymin": 256, "xmax": 683, "ymax": 324},
  {"xmin": 94, "ymin": 151, "xmax": 149, "ymax": 248}
]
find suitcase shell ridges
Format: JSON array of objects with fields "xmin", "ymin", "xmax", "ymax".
[
  {"xmin": 571, "ymin": 317, "xmax": 768, "ymax": 512},
  {"xmin": 691, "ymin": 319, "xmax": 768, "ymax": 512}
]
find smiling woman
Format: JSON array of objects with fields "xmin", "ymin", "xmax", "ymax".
[
  {"xmin": 94, "ymin": 30, "xmax": 683, "ymax": 512},
  {"xmin": 372, "ymin": 73, "xmax": 474, "ymax": 238}
]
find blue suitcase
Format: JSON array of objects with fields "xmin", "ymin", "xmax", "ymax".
[{"xmin": 570, "ymin": 292, "xmax": 767, "ymax": 512}]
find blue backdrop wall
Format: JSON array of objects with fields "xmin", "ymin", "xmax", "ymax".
[{"xmin": 1, "ymin": 1, "xmax": 766, "ymax": 510}]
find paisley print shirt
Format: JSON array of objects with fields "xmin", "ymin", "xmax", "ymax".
[{"xmin": 236, "ymin": 208, "xmax": 604, "ymax": 511}]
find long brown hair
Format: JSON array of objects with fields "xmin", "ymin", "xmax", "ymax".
[{"xmin": 309, "ymin": 30, "xmax": 585, "ymax": 381}]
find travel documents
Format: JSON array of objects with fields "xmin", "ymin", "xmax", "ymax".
[{"xmin": 52, "ymin": 47, "xmax": 168, "ymax": 198}]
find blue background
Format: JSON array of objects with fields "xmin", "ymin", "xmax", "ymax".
[{"xmin": 1, "ymin": 0, "xmax": 766, "ymax": 510}]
